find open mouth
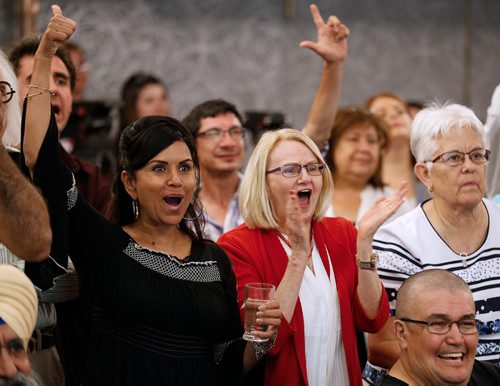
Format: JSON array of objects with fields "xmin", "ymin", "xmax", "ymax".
[
  {"xmin": 438, "ymin": 352, "xmax": 464, "ymax": 361},
  {"xmin": 297, "ymin": 190, "xmax": 311, "ymax": 207},
  {"xmin": 163, "ymin": 195, "xmax": 183, "ymax": 209}
]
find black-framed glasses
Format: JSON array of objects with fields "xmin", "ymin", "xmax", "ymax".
[
  {"xmin": 399, "ymin": 317, "xmax": 480, "ymax": 335},
  {"xmin": 427, "ymin": 148, "xmax": 490, "ymax": 167},
  {"xmin": 196, "ymin": 127, "xmax": 245, "ymax": 141},
  {"xmin": 266, "ymin": 162, "xmax": 326, "ymax": 178},
  {"xmin": 0, "ymin": 81, "xmax": 16, "ymax": 104}
]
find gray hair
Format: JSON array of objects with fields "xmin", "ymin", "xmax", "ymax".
[
  {"xmin": 410, "ymin": 102, "xmax": 486, "ymax": 163},
  {"xmin": 0, "ymin": 50, "xmax": 21, "ymax": 147},
  {"xmin": 0, "ymin": 372, "xmax": 40, "ymax": 386}
]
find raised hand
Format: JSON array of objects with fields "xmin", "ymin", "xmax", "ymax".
[
  {"xmin": 357, "ymin": 182, "xmax": 408, "ymax": 243},
  {"xmin": 23, "ymin": 4, "xmax": 76, "ymax": 175},
  {"xmin": 38, "ymin": 5, "xmax": 77, "ymax": 59},
  {"xmin": 283, "ymin": 190, "xmax": 311, "ymax": 258},
  {"xmin": 299, "ymin": 4, "xmax": 349, "ymax": 63}
]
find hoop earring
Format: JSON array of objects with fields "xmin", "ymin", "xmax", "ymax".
[
  {"xmin": 132, "ymin": 200, "xmax": 139, "ymax": 220},
  {"xmin": 427, "ymin": 185, "xmax": 433, "ymax": 193},
  {"xmin": 182, "ymin": 197, "xmax": 204, "ymax": 221}
]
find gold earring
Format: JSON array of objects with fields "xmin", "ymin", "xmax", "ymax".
[{"xmin": 427, "ymin": 185, "xmax": 433, "ymax": 193}]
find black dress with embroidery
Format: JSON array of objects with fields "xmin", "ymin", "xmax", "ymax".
[{"xmin": 28, "ymin": 113, "xmax": 246, "ymax": 385}]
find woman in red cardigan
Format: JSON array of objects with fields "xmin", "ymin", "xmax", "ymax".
[{"xmin": 218, "ymin": 129, "xmax": 407, "ymax": 386}]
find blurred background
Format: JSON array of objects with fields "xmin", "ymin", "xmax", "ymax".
[{"xmin": 1, "ymin": 0, "xmax": 499, "ymax": 128}]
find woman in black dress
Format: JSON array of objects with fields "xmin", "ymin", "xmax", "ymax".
[{"xmin": 21, "ymin": 6, "xmax": 281, "ymax": 385}]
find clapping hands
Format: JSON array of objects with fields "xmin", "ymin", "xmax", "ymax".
[
  {"xmin": 283, "ymin": 190, "xmax": 311, "ymax": 259},
  {"xmin": 358, "ymin": 182, "xmax": 408, "ymax": 243}
]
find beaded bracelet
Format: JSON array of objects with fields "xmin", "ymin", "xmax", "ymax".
[
  {"xmin": 26, "ymin": 84, "xmax": 55, "ymax": 98},
  {"xmin": 252, "ymin": 334, "xmax": 277, "ymax": 361}
]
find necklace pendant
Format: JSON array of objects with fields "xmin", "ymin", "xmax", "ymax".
[{"xmin": 459, "ymin": 252, "xmax": 468, "ymax": 268}]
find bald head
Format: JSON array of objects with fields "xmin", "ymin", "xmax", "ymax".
[
  {"xmin": 392, "ymin": 270, "xmax": 478, "ymax": 386},
  {"xmin": 396, "ymin": 269, "xmax": 472, "ymax": 318}
]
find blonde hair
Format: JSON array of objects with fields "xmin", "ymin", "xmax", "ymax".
[{"xmin": 240, "ymin": 128, "xmax": 333, "ymax": 229}]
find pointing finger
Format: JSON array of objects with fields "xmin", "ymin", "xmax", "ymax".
[{"xmin": 309, "ymin": 4, "xmax": 325, "ymax": 28}]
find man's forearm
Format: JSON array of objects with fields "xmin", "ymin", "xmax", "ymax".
[{"xmin": 0, "ymin": 146, "xmax": 51, "ymax": 260}]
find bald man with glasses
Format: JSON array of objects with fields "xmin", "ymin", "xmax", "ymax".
[{"xmin": 377, "ymin": 269, "xmax": 500, "ymax": 386}]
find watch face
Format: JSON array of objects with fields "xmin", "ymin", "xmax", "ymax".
[
  {"xmin": 359, "ymin": 261, "xmax": 374, "ymax": 270},
  {"xmin": 356, "ymin": 253, "xmax": 377, "ymax": 270}
]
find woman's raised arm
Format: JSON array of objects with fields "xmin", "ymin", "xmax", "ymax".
[{"xmin": 23, "ymin": 5, "xmax": 76, "ymax": 175}]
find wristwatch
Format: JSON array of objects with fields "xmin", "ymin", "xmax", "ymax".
[{"xmin": 356, "ymin": 252, "xmax": 378, "ymax": 271}]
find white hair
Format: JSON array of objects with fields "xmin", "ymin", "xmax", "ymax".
[
  {"xmin": 0, "ymin": 50, "xmax": 21, "ymax": 147},
  {"xmin": 410, "ymin": 102, "xmax": 486, "ymax": 163}
]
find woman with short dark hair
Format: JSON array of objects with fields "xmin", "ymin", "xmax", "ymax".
[{"xmin": 324, "ymin": 106, "xmax": 414, "ymax": 225}]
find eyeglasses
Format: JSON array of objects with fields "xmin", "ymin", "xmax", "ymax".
[
  {"xmin": 196, "ymin": 127, "xmax": 245, "ymax": 141},
  {"xmin": 427, "ymin": 148, "xmax": 490, "ymax": 167},
  {"xmin": 266, "ymin": 162, "xmax": 326, "ymax": 178},
  {"xmin": 399, "ymin": 317, "xmax": 480, "ymax": 335},
  {"xmin": 0, "ymin": 81, "xmax": 16, "ymax": 104}
]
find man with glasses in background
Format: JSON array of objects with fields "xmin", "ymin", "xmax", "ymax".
[
  {"xmin": 378, "ymin": 269, "xmax": 500, "ymax": 385},
  {"xmin": 182, "ymin": 99, "xmax": 246, "ymax": 241}
]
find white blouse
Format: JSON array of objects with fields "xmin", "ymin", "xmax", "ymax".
[{"xmin": 278, "ymin": 236, "xmax": 349, "ymax": 386}]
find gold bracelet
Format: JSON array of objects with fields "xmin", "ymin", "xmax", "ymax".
[
  {"xmin": 27, "ymin": 84, "xmax": 55, "ymax": 97},
  {"xmin": 355, "ymin": 252, "xmax": 378, "ymax": 271}
]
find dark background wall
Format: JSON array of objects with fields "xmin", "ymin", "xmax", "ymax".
[{"xmin": 2, "ymin": 0, "xmax": 499, "ymax": 126}]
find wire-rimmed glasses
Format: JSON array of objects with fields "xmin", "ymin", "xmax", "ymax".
[
  {"xmin": 427, "ymin": 148, "xmax": 490, "ymax": 167},
  {"xmin": 399, "ymin": 317, "xmax": 480, "ymax": 335},
  {"xmin": 266, "ymin": 162, "xmax": 326, "ymax": 178}
]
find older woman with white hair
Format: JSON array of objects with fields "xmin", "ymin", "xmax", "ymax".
[
  {"xmin": 0, "ymin": 51, "xmax": 21, "ymax": 149},
  {"xmin": 218, "ymin": 128, "xmax": 407, "ymax": 386},
  {"xmin": 364, "ymin": 103, "xmax": 500, "ymax": 385}
]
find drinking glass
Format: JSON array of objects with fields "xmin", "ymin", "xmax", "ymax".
[{"xmin": 243, "ymin": 282, "xmax": 275, "ymax": 342}]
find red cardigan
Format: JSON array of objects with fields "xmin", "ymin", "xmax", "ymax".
[{"xmin": 218, "ymin": 217, "xmax": 389, "ymax": 386}]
